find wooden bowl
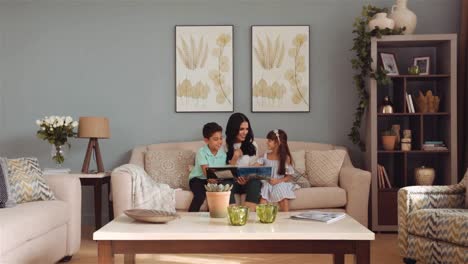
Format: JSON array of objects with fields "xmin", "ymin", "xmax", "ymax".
[{"xmin": 124, "ymin": 209, "xmax": 179, "ymax": 223}]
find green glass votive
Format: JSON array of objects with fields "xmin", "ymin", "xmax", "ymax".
[
  {"xmin": 227, "ymin": 205, "xmax": 249, "ymax": 226},
  {"xmin": 256, "ymin": 204, "xmax": 278, "ymax": 223}
]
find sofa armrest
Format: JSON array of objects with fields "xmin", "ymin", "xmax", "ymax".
[
  {"xmin": 44, "ymin": 173, "xmax": 81, "ymax": 256},
  {"xmin": 397, "ymin": 183, "xmax": 465, "ymax": 257},
  {"xmin": 339, "ymin": 166, "xmax": 371, "ymax": 227},
  {"xmin": 111, "ymin": 169, "xmax": 133, "ymax": 218}
]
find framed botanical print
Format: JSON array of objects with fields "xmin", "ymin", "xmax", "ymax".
[
  {"xmin": 175, "ymin": 25, "xmax": 233, "ymax": 112},
  {"xmin": 251, "ymin": 25, "xmax": 310, "ymax": 112}
]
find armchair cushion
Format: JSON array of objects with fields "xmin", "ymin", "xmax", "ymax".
[{"xmin": 408, "ymin": 208, "xmax": 468, "ymax": 246}]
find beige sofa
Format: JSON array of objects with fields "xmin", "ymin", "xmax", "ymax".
[
  {"xmin": 112, "ymin": 139, "xmax": 371, "ymax": 226},
  {"xmin": 0, "ymin": 174, "xmax": 82, "ymax": 264}
]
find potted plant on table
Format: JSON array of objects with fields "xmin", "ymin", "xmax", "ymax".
[{"xmin": 205, "ymin": 183, "xmax": 233, "ymax": 218}]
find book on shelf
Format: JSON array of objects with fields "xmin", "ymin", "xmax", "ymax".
[
  {"xmin": 377, "ymin": 164, "xmax": 392, "ymax": 189},
  {"xmin": 43, "ymin": 168, "xmax": 71, "ymax": 175},
  {"xmin": 290, "ymin": 211, "xmax": 346, "ymax": 224},
  {"xmin": 422, "ymin": 141, "xmax": 448, "ymax": 151},
  {"xmin": 406, "ymin": 93, "xmax": 415, "ymax": 113},
  {"xmin": 207, "ymin": 166, "xmax": 273, "ymax": 180}
]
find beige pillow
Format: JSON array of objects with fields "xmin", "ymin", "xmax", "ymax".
[
  {"xmin": 145, "ymin": 150, "xmax": 195, "ymax": 190},
  {"xmin": 305, "ymin": 150, "xmax": 346, "ymax": 187},
  {"xmin": 291, "ymin": 150, "xmax": 306, "ymax": 175}
]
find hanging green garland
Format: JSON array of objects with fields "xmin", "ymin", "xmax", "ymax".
[{"xmin": 348, "ymin": 5, "xmax": 405, "ymax": 151}]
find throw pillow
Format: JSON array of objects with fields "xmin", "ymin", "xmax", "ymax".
[
  {"xmin": 0, "ymin": 161, "xmax": 8, "ymax": 208},
  {"xmin": 292, "ymin": 168, "xmax": 311, "ymax": 188},
  {"xmin": 6, "ymin": 157, "xmax": 55, "ymax": 203},
  {"xmin": 145, "ymin": 150, "xmax": 195, "ymax": 190},
  {"xmin": 305, "ymin": 150, "xmax": 346, "ymax": 187},
  {"xmin": 0, "ymin": 158, "xmax": 16, "ymax": 208},
  {"xmin": 291, "ymin": 150, "xmax": 306, "ymax": 175}
]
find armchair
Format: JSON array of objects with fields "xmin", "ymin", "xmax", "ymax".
[{"xmin": 398, "ymin": 173, "xmax": 467, "ymax": 264}]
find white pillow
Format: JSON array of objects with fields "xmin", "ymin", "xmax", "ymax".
[
  {"xmin": 291, "ymin": 150, "xmax": 306, "ymax": 175},
  {"xmin": 305, "ymin": 150, "xmax": 346, "ymax": 187}
]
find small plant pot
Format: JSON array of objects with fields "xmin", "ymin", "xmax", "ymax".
[
  {"xmin": 382, "ymin": 136, "xmax": 396, "ymax": 151},
  {"xmin": 206, "ymin": 191, "xmax": 231, "ymax": 218}
]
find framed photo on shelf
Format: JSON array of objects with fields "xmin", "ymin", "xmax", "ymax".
[
  {"xmin": 251, "ymin": 25, "xmax": 310, "ymax": 112},
  {"xmin": 175, "ymin": 25, "xmax": 234, "ymax": 112},
  {"xmin": 380, "ymin": 52, "xmax": 399, "ymax": 76},
  {"xmin": 413, "ymin": 56, "xmax": 430, "ymax": 75}
]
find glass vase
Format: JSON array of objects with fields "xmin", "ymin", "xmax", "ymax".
[{"xmin": 50, "ymin": 144, "xmax": 68, "ymax": 167}]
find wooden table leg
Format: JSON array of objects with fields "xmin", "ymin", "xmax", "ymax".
[
  {"xmin": 333, "ymin": 253, "xmax": 345, "ymax": 264},
  {"xmin": 94, "ymin": 179, "xmax": 102, "ymax": 230},
  {"xmin": 355, "ymin": 241, "xmax": 370, "ymax": 264},
  {"xmin": 98, "ymin": 241, "xmax": 113, "ymax": 264},
  {"xmin": 108, "ymin": 181, "xmax": 114, "ymax": 220},
  {"xmin": 124, "ymin": 254, "xmax": 135, "ymax": 264}
]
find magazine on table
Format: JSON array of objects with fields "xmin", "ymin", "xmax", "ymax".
[
  {"xmin": 207, "ymin": 165, "xmax": 273, "ymax": 180},
  {"xmin": 290, "ymin": 211, "xmax": 346, "ymax": 224}
]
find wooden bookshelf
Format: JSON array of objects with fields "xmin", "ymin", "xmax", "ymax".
[{"xmin": 366, "ymin": 34, "xmax": 458, "ymax": 232}]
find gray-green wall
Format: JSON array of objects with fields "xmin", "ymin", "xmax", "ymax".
[{"xmin": 0, "ymin": 0, "xmax": 460, "ymax": 225}]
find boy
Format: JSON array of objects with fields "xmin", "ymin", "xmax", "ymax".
[{"xmin": 188, "ymin": 122, "xmax": 230, "ymax": 212}]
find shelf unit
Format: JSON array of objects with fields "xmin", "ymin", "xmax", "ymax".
[{"xmin": 366, "ymin": 35, "xmax": 458, "ymax": 232}]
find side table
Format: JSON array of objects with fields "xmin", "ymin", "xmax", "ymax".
[{"xmin": 77, "ymin": 172, "xmax": 113, "ymax": 230}]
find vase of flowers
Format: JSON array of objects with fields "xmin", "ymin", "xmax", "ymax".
[{"xmin": 36, "ymin": 116, "xmax": 78, "ymax": 166}]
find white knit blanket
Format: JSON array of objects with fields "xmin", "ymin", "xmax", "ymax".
[{"xmin": 113, "ymin": 164, "xmax": 176, "ymax": 213}]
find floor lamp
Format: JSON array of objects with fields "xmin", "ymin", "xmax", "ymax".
[{"xmin": 78, "ymin": 117, "xmax": 110, "ymax": 173}]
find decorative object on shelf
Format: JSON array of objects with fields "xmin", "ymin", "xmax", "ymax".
[
  {"xmin": 205, "ymin": 183, "xmax": 232, "ymax": 218},
  {"xmin": 124, "ymin": 209, "xmax": 179, "ymax": 223},
  {"xmin": 415, "ymin": 166, "xmax": 435, "ymax": 185},
  {"xmin": 175, "ymin": 25, "xmax": 233, "ymax": 112},
  {"xmin": 381, "ymin": 130, "xmax": 397, "ymax": 150},
  {"xmin": 415, "ymin": 90, "xmax": 440, "ymax": 113},
  {"xmin": 380, "ymin": 52, "xmax": 400, "ymax": 76},
  {"xmin": 413, "ymin": 56, "xmax": 430, "ymax": 75},
  {"xmin": 391, "ymin": 124, "xmax": 401, "ymax": 149},
  {"xmin": 256, "ymin": 204, "xmax": 279, "ymax": 223},
  {"xmin": 389, "ymin": 0, "xmax": 417, "ymax": 34},
  {"xmin": 380, "ymin": 96, "xmax": 394, "ymax": 113},
  {"xmin": 407, "ymin": 65, "xmax": 420, "ymax": 75},
  {"xmin": 78, "ymin": 117, "xmax": 110, "ymax": 173},
  {"xmin": 227, "ymin": 205, "xmax": 249, "ymax": 226},
  {"xmin": 401, "ymin": 129, "xmax": 412, "ymax": 151},
  {"xmin": 251, "ymin": 25, "xmax": 310, "ymax": 112},
  {"xmin": 368, "ymin": 12, "xmax": 395, "ymax": 30},
  {"xmin": 403, "ymin": 129, "xmax": 412, "ymax": 139},
  {"xmin": 348, "ymin": 5, "xmax": 405, "ymax": 150},
  {"xmin": 36, "ymin": 116, "xmax": 78, "ymax": 166}
]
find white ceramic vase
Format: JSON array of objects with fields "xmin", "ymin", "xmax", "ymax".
[
  {"xmin": 368, "ymin": 13, "xmax": 395, "ymax": 30},
  {"xmin": 389, "ymin": 0, "xmax": 417, "ymax": 34}
]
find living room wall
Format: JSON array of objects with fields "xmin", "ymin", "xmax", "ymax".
[{"xmin": 0, "ymin": 0, "xmax": 460, "ymax": 225}]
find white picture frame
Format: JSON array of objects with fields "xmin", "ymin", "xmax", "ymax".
[
  {"xmin": 380, "ymin": 52, "xmax": 399, "ymax": 76},
  {"xmin": 175, "ymin": 25, "xmax": 234, "ymax": 112},
  {"xmin": 251, "ymin": 25, "xmax": 310, "ymax": 112},
  {"xmin": 413, "ymin": 56, "xmax": 430, "ymax": 75}
]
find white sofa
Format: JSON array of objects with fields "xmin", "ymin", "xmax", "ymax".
[
  {"xmin": 112, "ymin": 139, "xmax": 371, "ymax": 226},
  {"xmin": 0, "ymin": 174, "xmax": 81, "ymax": 264}
]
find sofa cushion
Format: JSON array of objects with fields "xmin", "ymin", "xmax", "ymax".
[
  {"xmin": 0, "ymin": 200, "xmax": 69, "ymax": 255},
  {"xmin": 289, "ymin": 187, "xmax": 347, "ymax": 210},
  {"xmin": 408, "ymin": 208, "xmax": 468, "ymax": 247},
  {"xmin": 175, "ymin": 190, "xmax": 207, "ymax": 211},
  {"xmin": 291, "ymin": 150, "xmax": 305, "ymax": 174},
  {"xmin": 5, "ymin": 157, "xmax": 55, "ymax": 203},
  {"xmin": 305, "ymin": 150, "xmax": 346, "ymax": 187},
  {"xmin": 145, "ymin": 150, "xmax": 195, "ymax": 190}
]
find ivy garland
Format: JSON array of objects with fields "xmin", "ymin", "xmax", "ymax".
[{"xmin": 348, "ymin": 5, "xmax": 405, "ymax": 151}]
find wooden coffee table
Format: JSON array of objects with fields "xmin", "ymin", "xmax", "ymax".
[{"xmin": 93, "ymin": 212, "xmax": 374, "ymax": 264}]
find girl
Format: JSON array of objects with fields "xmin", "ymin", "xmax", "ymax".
[{"xmin": 257, "ymin": 129, "xmax": 296, "ymax": 212}]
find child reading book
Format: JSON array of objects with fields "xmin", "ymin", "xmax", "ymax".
[{"xmin": 257, "ymin": 129, "xmax": 297, "ymax": 212}]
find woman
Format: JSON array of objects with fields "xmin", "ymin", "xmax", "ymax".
[{"xmin": 225, "ymin": 112, "xmax": 262, "ymax": 211}]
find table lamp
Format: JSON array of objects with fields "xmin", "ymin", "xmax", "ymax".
[{"xmin": 78, "ymin": 117, "xmax": 110, "ymax": 173}]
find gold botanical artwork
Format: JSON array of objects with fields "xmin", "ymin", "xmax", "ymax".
[
  {"xmin": 176, "ymin": 26, "xmax": 233, "ymax": 112},
  {"xmin": 252, "ymin": 26, "xmax": 309, "ymax": 112}
]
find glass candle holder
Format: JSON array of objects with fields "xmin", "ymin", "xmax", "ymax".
[
  {"xmin": 227, "ymin": 205, "xmax": 249, "ymax": 226},
  {"xmin": 256, "ymin": 204, "xmax": 278, "ymax": 223}
]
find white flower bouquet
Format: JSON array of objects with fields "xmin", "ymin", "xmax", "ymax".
[{"xmin": 36, "ymin": 116, "xmax": 78, "ymax": 164}]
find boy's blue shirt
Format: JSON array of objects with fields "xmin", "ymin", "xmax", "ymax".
[{"xmin": 189, "ymin": 144, "xmax": 227, "ymax": 180}]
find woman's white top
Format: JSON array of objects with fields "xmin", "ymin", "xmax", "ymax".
[{"xmin": 230, "ymin": 141, "xmax": 258, "ymax": 166}]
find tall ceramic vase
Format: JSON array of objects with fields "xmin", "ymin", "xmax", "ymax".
[
  {"xmin": 389, "ymin": 0, "xmax": 417, "ymax": 34},
  {"xmin": 206, "ymin": 191, "xmax": 231, "ymax": 218}
]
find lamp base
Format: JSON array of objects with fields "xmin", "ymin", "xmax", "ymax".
[{"xmin": 82, "ymin": 138, "xmax": 105, "ymax": 174}]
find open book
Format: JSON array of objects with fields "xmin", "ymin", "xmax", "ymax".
[
  {"xmin": 207, "ymin": 166, "xmax": 273, "ymax": 180},
  {"xmin": 290, "ymin": 211, "xmax": 346, "ymax": 224}
]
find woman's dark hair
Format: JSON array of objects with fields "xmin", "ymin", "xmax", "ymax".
[
  {"xmin": 225, "ymin": 113, "xmax": 256, "ymax": 163},
  {"xmin": 266, "ymin": 129, "xmax": 292, "ymax": 175}
]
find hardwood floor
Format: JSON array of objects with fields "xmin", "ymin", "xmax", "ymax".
[{"xmin": 70, "ymin": 226, "xmax": 402, "ymax": 264}]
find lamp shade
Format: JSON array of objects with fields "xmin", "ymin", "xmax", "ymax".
[{"xmin": 78, "ymin": 117, "xmax": 110, "ymax": 138}]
